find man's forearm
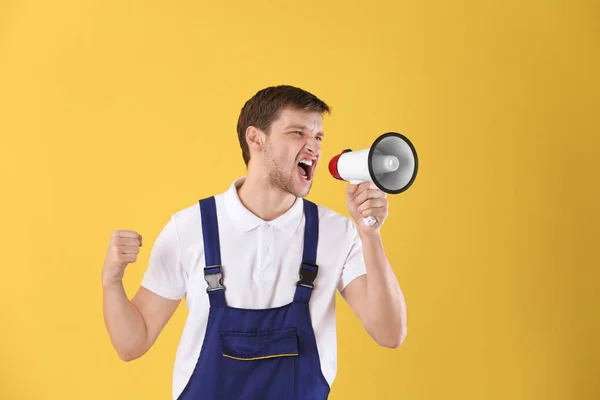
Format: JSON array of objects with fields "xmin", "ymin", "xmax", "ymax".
[
  {"xmin": 359, "ymin": 230, "xmax": 407, "ymax": 348},
  {"xmin": 102, "ymin": 281, "xmax": 148, "ymax": 361}
]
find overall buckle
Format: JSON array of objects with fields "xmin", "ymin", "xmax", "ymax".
[
  {"xmin": 204, "ymin": 265, "xmax": 225, "ymax": 292},
  {"xmin": 297, "ymin": 262, "xmax": 318, "ymax": 289}
]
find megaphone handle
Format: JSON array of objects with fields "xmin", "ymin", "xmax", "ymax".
[{"xmin": 349, "ymin": 180, "xmax": 377, "ymax": 228}]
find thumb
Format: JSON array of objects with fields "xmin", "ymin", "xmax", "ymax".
[{"xmin": 346, "ymin": 183, "xmax": 358, "ymax": 195}]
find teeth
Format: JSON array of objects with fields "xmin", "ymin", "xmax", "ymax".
[{"xmin": 299, "ymin": 159, "xmax": 313, "ymax": 166}]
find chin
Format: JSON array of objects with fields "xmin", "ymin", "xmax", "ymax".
[
  {"xmin": 293, "ymin": 179, "xmax": 313, "ymax": 198},
  {"xmin": 295, "ymin": 188, "xmax": 310, "ymax": 198}
]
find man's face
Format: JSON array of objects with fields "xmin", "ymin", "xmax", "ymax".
[{"xmin": 262, "ymin": 107, "xmax": 324, "ymax": 198}]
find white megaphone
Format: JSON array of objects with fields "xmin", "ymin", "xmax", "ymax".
[{"xmin": 328, "ymin": 132, "xmax": 418, "ymax": 227}]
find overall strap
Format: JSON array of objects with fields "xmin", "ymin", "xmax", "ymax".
[
  {"xmin": 199, "ymin": 196, "xmax": 226, "ymax": 307},
  {"xmin": 294, "ymin": 199, "xmax": 320, "ymax": 304}
]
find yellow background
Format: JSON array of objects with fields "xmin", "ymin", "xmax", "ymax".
[{"xmin": 1, "ymin": 0, "xmax": 598, "ymax": 399}]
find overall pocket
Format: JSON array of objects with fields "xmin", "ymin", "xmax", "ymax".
[{"xmin": 217, "ymin": 327, "xmax": 298, "ymax": 399}]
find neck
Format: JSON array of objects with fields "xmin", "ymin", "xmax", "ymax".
[{"xmin": 237, "ymin": 172, "xmax": 297, "ymax": 221}]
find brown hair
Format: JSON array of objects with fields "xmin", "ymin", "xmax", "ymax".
[{"xmin": 236, "ymin": 85, "xmax": 331, "ymax": 166}]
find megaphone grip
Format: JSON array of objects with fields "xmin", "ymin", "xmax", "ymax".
[{"xmin": 363, "ymin": 216, "xmax": 377, "ymax": 227}]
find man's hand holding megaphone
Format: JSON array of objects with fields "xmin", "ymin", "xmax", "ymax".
[
  {"xmin": 346, "ymin": 182, "xmax": 389, "ymax": 233},
  {"xmin": 329, "ymin": 132, "xmax": 419, "ymax": 231}
]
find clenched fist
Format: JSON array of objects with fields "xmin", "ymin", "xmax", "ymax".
[
  {"xmin": 102, "ymin": 230, "xmax": 143, "ymax": 287},
  {"xmin": 346, "ymin": 182, "xmax": 389, "ymax": 234}
]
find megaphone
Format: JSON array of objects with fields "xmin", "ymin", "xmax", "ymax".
[{"xmin": 328, "ymin": 132, "xmax": 418, "ymax": 227}]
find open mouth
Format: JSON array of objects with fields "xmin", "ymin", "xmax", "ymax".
[{"xmin": 297, "ymin": 159, "xmax": 314, "ymax": 181}]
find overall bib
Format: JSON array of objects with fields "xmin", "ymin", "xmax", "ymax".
[{"xmin": 177, "ymin": 196, "xmax": 331, "ymax": 400}]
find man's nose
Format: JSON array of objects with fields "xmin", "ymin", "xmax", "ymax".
[{"xmin": 305, "ymin": 136, "xmax": 320, "ymax": 155}]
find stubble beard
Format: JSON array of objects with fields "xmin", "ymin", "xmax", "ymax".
[{"xmin": 264, "ymin": 140, "xmax": 309, "ymax": 198}]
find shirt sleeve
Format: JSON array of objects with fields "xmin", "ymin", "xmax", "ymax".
[
  {"xmin": 337, "ymin": 219, "xmax": 367, "ymax": 293},
  {"xmin": 140, "ymin": 215, "xmax": 187, "ymax": 300}
]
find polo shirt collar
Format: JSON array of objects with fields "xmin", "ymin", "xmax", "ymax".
[{"xmin": 223, "ymin": 177, "xmax": 304, "ymax": 234}]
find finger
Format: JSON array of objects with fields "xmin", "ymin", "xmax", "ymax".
[
  {"xmin": 120, "ymin": 245, "xmax": 141, "ymax": 255},
  {"xmin": 357, "ymin": 198, "xmax": 388, "ymax": 213},
  {"xmin": 361, "ymin": 206, "xmax": 388, "ymax": 218},
  {"xmin": 366, "ymin": 182, "xmax": 387, "ymax": 198},
  {"xmin": 114, "ymin": 237, "xmax": 142, "ymax": 246},
  {"xmin": 359, "ymin": 182, "xmax": 372, "ymax": 191},
  {"xmin": 120, "ymin": 254, "xmax": 138, "ymax": 263},
  {"xmin": 359, "ymin": 200, "xmax": 389, "ymax": 217},
  {"xmin": 346, "ymin": 184, "xmax": 359, "ymax": 194},
  {"xmin": 347, "ymin": 182, "xmax": 371, "ymax": 200},
  {"xmin": 110, "ymin": 243, "xmax": 140, "ymax": 254},
  {"xmin": 354, "ymin": 188, "xmax": 386, "ymax": 205},
  {"xmin": 112, "ymin": 230, "xmax": 141, "ymax": 239}
]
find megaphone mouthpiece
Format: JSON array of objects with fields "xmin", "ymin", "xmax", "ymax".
[{"xmin": 328, "ymin": 153, "xmax": 345, "ymax": 181}]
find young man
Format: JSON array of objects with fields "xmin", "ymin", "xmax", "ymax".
[{"xmin": 102, "ymin": 85, "xmax": 407, "ymax": 399}]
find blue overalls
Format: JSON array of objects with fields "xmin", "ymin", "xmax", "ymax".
[{"xmin": 177, "ymin": 196, "xmax": 331, "ymax": 400}]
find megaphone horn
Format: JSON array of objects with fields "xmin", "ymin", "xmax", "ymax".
[{"xmin": 328, "ymin": 132, "xmax": 418, "ymax": 227}]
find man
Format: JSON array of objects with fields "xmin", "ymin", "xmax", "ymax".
[{"xmin": 102, "ymin": 85, "xmax": 407, "ymax": 399}]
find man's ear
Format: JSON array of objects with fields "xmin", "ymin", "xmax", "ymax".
[{"xmin": 246, "ymin": 126, "xmax": 265, "ymax": 152}]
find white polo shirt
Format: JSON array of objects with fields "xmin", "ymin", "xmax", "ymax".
[{"xmin": 140, "ymin": 177, "xmax": 367, "ymax": 399}]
